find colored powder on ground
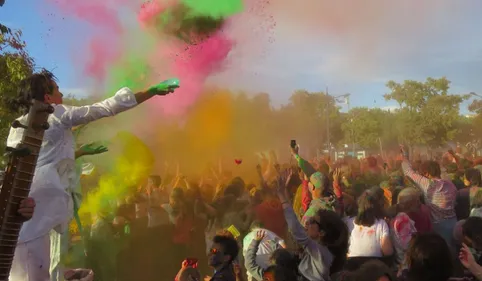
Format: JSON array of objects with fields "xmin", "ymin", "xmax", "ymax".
[{"xmin": 79, "ymin": 131, "xmax": 154, "ymax": 222}]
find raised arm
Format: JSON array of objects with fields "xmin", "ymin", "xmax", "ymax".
[
  {"xmin": 401, "ymin": 160, "xmax": 431, "ymax": 192},
  {"xmin": 245, "ymin": 232, "xmax": 266, "ymax": 281},
  {"xmin": 276, "ymin": 169, "xmax": 314, "ymax": 248},
  {"xmin": 400, "ymin": 146, "xmax": 431, "ymax": 192},
  {"xmin": 59, "ymin": 82, "xmax": 178, "ymax": 128}
]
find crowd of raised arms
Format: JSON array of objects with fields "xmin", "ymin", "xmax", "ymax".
[
  {"xmin": 4, "ymin": 70, "xmax": 482, "ymax": 281},
  {"xmin": 69, "ymin": 144, "xmax": 481, "ymax": 281}
]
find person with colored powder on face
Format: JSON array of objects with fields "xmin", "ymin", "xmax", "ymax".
[
  {"xmin": 289, "ymin": 144, "xmax": 343, "ymax": 227},
  {"xmin": 5, "ymin": 69, "xmax": 179, "ymax": 281}
]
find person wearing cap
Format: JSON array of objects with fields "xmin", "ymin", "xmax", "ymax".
[{"xmin": 290, "ymin": 145, "xmax": 341, "ymax": 226}]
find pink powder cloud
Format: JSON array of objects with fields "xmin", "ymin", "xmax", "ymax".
[{"xmin": 158, "ymin": 32, "xmax": 234, "ymax": 115}]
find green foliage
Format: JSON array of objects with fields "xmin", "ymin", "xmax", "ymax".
[
  {"xmin": 0, "ymin": 24, "xmax": 35, "ymax": 166},
  {"xmin": 342, "ymin": 108, "xmax": 392, "ymax": 149},
  {"xmin": 384, "ymin": 77, "xmax": 468, "ymax": 148}
]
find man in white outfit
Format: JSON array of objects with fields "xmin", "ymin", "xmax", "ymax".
[
  {"xmin": 50, "ymin": 143, "xmax": 106, "ymax": 281},
  {"xmin": 6, "ymin": 69, "xmax": 179, "ymax": 281}
]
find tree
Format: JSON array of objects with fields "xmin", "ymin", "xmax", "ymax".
[
  {"xmin": 281, "ymin": 90, "xmax": 343, "ymax": 153},
  {"xmin": 0, "ymin": 24, "xmax": 35, "ymax": 166},
  {"xmin": 342, "ymin": 108, "xmax": 388, "ymax": 149},
  {"xmin": 384, "ymin": 77, "xmax": 468, "ymax": 149}
]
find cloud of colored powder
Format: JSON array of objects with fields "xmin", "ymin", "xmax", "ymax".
[
  {"xmin": 78, "ymin": 131, "xmax": 154, "ymax": 221},
  {"xmin": 137, "ymin": 0, "xmax": 239, "ymax": 114}
]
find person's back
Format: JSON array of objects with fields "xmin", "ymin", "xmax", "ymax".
[
  {"xmin": 406, "ymin": 204, "xmax": 432, "ymax": 233},
  {"xmin": 345, "ymin": 217, "xmax": 390, "ymax": 258},
  {"xmin": 456, "ymin": 187, "xmax": 471, "ymax": 220}
]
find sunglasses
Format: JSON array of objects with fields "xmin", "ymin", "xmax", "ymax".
[{"xmin": 209, "ymin": 248, "xmax": 222, "ymax": 255}]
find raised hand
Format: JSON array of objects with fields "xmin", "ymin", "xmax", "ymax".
[
  {"xmin": 333, "ymin": 168, "xmax": 341, "ymax": 184},
  {"xmin": 256, "ymin": 164, "xmax": 262, "ymax": 173},
  {"xmin": 255, "ymin": 230, "xmax": 266, "ymax": 241},
  {"xmin": 78, "ymin": 143, "xmax": 108, "ymax": 156},
  {"xmin": 276, "ymin": 169, "xmax": 290, "ymax": 202},
  {"xmin": 459, "ymin": 243, "xmax": 477, "ymax": 270},
  {"xmin": 147, "ymin": 78, "xmax": 180, "ymax": 96}
]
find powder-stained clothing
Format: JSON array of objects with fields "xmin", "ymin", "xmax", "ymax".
[
  {"xmin": 7, "ymin": 87, "xmax": 138, "ymax": 281},
  {"xmin": 389, "ymin": 212, "xmax": 416, "ymax": 267},
  {"xmin": 345, "ymin": 218, "xmax": 390, "ymax": 258},
  {"xmin": 283, "ymin": 203, "xmax": 333, "ymax": 281},
  {"xmin": 401, "ymin": 160, "xmax": 457, "ymax": 223},
  {"xmin": 302, "ymin": 197, "xmax": 339, "ymax": 227},
  {"xmin": 406, "ymin": 204, "xmax": 432, "ymax": 234},
  {"xmin": 293, "ymin": 180, "xmax": 312, "ymax": 220}
]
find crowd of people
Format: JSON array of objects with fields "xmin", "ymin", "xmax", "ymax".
[
  {"xmin": 4, "ymin": 70, "xmax": 482, "ymax": 281},
  {"xmin": 75, "ymin": 144, "xmax": 482, "ymax": 281}
]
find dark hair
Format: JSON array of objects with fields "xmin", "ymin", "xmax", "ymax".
[
  {"xmin": 405, "ymin": 233, "xmax": 453, "ymax": 281},
  {"xmin": 446, "ymin": 163, "xmax": 458, "ymax": 174},
  {"xmin": 369, "ymin": 186, "xmax": 385, "ymax": 203},
  {"xmin": 171, "ymin": 187, "xmax": 184, "ymax": 200},
  {"xmin": 355, "ymin": 190, "xmax": 384, "ymax": 227},
  {"xmin": 212, "ymin": 235, "xmax": 239, "ymax": 262},
  {"xmin": 148, "ymin": 175, "xmax": 162, "ymax": 187},
  {"xmin": 7, "ymin": 69, "xmax": 57, "ymax": 114},
  {"xmin": 465, "ymin": 168, "xmax": 482, "ymax": 187},
  {"xmin": 230, "ymin": 176, "xmax": 245, "ymax": 191},
  {"xmin": 224, "ymin": 184, "xmax": 242, "ymax": 197},
  {"xmin": 270, "ymin": 248, "xmax": 297, "ymax": 273},
  {"xmin": 463, "ymin": 217, "xmax": 482, "ymax": 250},
  {"xmin": 420, "ymin": 160, "xmax": 441, "ymax": 178},
  {"xmin": 367, "ymin": 156, "xmax": 377, "ymax": 168},
  {"xmin": 264, "ymin": 265, "xmax": 298, "ymax": 281},
  {"xmin": 344, "ymin": 260, "xmax": 394, "ymax": 281},
  {"xmin": 317, "ymin": 209, "xmax": 349, "ymax": 274}
]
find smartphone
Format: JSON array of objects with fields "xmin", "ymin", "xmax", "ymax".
[
  {"xmin": 185, "ymin": 258, "xmax": 199, "ymax": 267},
  {"xmin": 290, "ymin": 140, "xmax": 297, "ymax": 149}
]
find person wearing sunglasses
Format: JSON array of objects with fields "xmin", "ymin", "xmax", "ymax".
[{"xmin": 206, "ymin": 235, "xmax": 240, "ymax": 281}]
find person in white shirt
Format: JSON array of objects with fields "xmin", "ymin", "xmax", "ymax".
[
  {"xmin": 6, "ymin": 69, "xmax": 179, "ymax": 281},
  {"xmin": 345, "ymin": 190, "xmax": 393, "ymax": 258},
  {"xmin": 242, "ymin": 222, "xmax": 286, "ymax": 281},
  {"xmin": 50, "ymin": 143, "xmax": 107, "ymax": 281}
]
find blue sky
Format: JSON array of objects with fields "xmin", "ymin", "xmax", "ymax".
[{"xmin": 2, "ymin": 0, "xmax": 482, "ymax": 112}]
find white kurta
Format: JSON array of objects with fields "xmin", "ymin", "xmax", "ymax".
[{"xmin": 7, "ymin": 87, "xmax": 138, "ymax": 281}]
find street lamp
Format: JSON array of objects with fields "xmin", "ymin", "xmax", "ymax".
[{"xmin": 325, "ymin": 91, "xmax": 351, "ymax": 158}]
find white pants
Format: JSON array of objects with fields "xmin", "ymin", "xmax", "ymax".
[
  {"xmin": 50, "ymin": 230, "xmax": 70, "ymax": 281},
  {"xmin": 10, "ymin": 234, "xmax": 50, "ymax": 281}
]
